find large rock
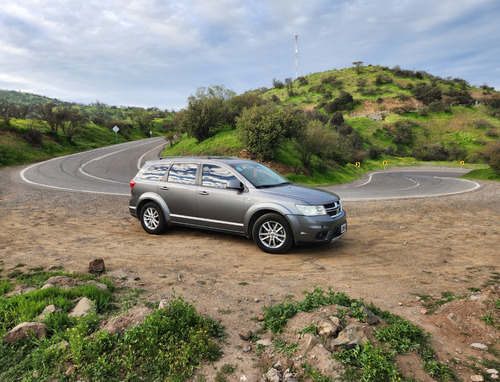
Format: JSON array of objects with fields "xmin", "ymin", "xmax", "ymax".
[
  {"xmin": 4, "ymin": 322, "xmax": 48, "ymax": 343},
  {"xmin": 99, "ymin": 306, "xmax": 153, "ymax": 335},
  {"xmin": 330, "ymin": 324, "xmax": 368, "ymax": 351},
  {"xmin": 69, "ymin": 297, "xmax": 94, "ymax": 317}
]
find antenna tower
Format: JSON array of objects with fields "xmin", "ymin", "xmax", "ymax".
[{"xmin": 294, "ymin": 33, "xmax": 298, "ymax": 80}]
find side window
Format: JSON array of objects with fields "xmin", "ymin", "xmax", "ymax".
[
  {"xmin": 167, "ymin": 163, "xmax": 197, "ymax": 185},
  {"xmin": 202, "ymin": 164, "xmax": 238, "ymax": 188},
  {"xmin": 140, "ymin": 164, "xmax": 169, "ymax": 181}
]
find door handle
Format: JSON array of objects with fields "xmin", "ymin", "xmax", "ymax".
[
  {"xmin": 198, "ymin": 191, "xmax": 209, "ymax": 195},
  {"xmin": 160, "ymin": 186, "xmax": 169, "ymax": 190}
]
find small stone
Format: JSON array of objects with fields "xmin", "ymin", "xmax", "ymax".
[
  {"xmin": 41, "ymin": 283, "xmax": 55, "ymax": 290},
  {"xmin": 470, "ymin": 343, "xmax": 488, "ymax": 351},
  {"xmin": 455, "ymin": 348, "xmax": 462, "ymax": 354},
  {"xmin": 89, "ymin": 258, "xmax": 105, "ymax": 273},
  {"xmin": 242, "ymin": 345, "xmax": 252, "ymax": 352},
  {"xmin": 239, "ymin": 330, "xmax": 252, "ymax": 340},
  {"xmin": 256, "ymin": 339, "xmax": 272, "ymax": 347},
  {"xmin": 487, "ymin": 369, "xmax": 499, "ymax": 375},
  {"xmin": 158, "ymin": 299, "xmax": 168, "ymax": 309},
  {"xmin": 447, "ymin": 313, "xmax": 459, "ymax": 324},
  {"xmin": 470, "ymin": 375, "xmax": 484, "ymax": 382},
  {"xmin": 491, "ymin": 375, "xmax": 498, "ymax": 380},
  {"xmin": 65, "ymin": 365, "xmax": 76, "ymax": 377},
  {"xmin": 257, "ymin": 315, "xmax": 265, "ymax": 321},
  {"xmin": 420, "ymin": 309, "xmax": 428, "ymax": 315}
]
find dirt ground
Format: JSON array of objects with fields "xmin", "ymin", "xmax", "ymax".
[{"xmin": 0, "ymin": 165, "xmax": 499, "ymax": 381}]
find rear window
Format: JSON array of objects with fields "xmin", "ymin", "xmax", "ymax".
[
  {"xmin": 167, "ymin": 163, "xmax": 197, "ymax": 185},
  {"xmin": 140, "ymin": 164, "xmax": 169, "ymax": 181}
]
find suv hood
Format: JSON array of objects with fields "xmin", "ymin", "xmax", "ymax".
[{"xmin": 258, "ymin": 183, "xmax": 340, "ymax": 204}]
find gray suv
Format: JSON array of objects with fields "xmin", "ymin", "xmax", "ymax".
[{"xmin": 129, "ymin": 157, "xmax": 346, "ymax": 253}]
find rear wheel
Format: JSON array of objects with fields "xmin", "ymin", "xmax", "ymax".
[
  {"xmin": 140, "ymin": 202, "xmax": 166, "ymax": 234},
  {"xmin": 252, "ymin": 213, "xmax": 293, "ymax": 254}
]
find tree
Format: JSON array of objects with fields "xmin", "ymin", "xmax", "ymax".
[
  {"xmin": 352, "ymin": 61, "xmax": 363, "ymax": 73},
  {"xmin": 412, "ymin": 83, "xmax": 442, "ymax": 105},
  {"xmin": 132, "ymin": 108, "xmax": 154, "ymax": 133},
  {"xmin": 294, "ymin": 120, "xmax": 328, "ymax": 167},
  {"xmin": 62, "ymin": 108, "xmax": 88, "ymax": 143},
  {"xmin": 180, "ymin": 85, "xmax": 236, "ymax": 142},
  {"xmin": 237, "ymin": 104, "xmax": 305, "ymax": 161}
]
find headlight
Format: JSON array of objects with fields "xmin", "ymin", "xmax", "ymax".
[{"xmin": 295, "ymin": 204, "xmax": 327, "ymax": 216}]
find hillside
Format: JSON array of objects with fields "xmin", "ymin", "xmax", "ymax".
[{"xmin": 2, "ymin": 65, "xmax": 500, "ymax": 179}]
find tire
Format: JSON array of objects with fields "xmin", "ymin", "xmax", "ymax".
[
  {"xmin": 252, "ymin": 213, "xmax": 294, "ymax": 254},
  {"xmin": 140, "ymin": 202, "xmax": 166, "ymax": 234}
]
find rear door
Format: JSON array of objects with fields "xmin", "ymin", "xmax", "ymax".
[
  {"xmin": 157, "ymin": 162, "xmax": 198, "ymax": 225},
  {"xmin": 196, "ymin": 163, "xmax": 246, "ymax": 233}
]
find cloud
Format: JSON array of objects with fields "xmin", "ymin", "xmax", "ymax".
[{"xmin": 0, "ymin": 0, "xmax": 498, "ymax": 109}]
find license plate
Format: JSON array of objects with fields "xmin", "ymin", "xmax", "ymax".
[{"xmin": 340, "ymin": 223, "xmax": 347, "ymax": 234}]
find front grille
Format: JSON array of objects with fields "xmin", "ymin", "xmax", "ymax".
[{"xmin": 324, "ymin": 201, "xmax": 342, "ymax": 217}]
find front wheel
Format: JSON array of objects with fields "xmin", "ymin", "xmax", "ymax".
[
  {"xmin": 140, "ymin": 202, "xmax": 166, "ymax": 234},
  {"xmin": 252, "ymin": 213, "xmax": 294, "ymax": 254}
]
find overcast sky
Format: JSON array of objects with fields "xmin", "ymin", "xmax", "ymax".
[{"xmin": 0, "ymin": 0, "xmax": 499, "ymax": 110}]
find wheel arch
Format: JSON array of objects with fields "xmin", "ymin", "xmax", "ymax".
[
  {"xmin": 245, "ymin": 204, "xmax": 298, "ymax": 240},
  {"xmin": 136, "ymin": 192, "xmax": 171, "ymax": 223}
]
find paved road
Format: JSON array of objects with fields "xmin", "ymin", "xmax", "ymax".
[
  {"xmin": 324, "ymin": 169, "xmax": 480, "ymax": 201},
  {"xmin": 19, "ymin": 139, "xmax": 481, "ymax": 200},
  {"xmin": 20, "ymin": 137, "xmax": 167, "ymax": 196}
]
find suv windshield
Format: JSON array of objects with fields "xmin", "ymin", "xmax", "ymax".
[{"xmin": 231, "ymin": 162, "xmax": 290, "ymax": 188}]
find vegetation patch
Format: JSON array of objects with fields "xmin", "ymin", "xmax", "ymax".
[{"xmin": 0, "ymin": 268, "xmax": 225, "ymax": 381}]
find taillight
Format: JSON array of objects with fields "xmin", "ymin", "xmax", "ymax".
[{"xmin": 130, "ymin": 180, "xmax": 136, "ymax": 190}]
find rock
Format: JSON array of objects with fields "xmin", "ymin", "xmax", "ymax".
[
  {"xmin": 487, "ymin": 369, "xmax": 499, "ymax": 375},
  {"xmin": 447, "ymin": 313, "xmax": 459, "ymax": 324},
  {"xmin": 304, "ymin": 334, "xmax": 320, "ymax": 353},
  {"xmin": 362, "ymin": 306, "xmax": 379, "ymax": 325},
  {"xmin": 86, "ymin": 280, "xmax": 108, "ymax": 291},
  {"xmin": 65, "ymin": 365, "xmax": 76, "ymax": 377},
  {"xmin": 491, "ymin": 375, "xmax": 498, "ymax": 380},
  {"xmin": 45, "ymin": 340, "xmax": 69, "ymax": 353},
  {"xmin": 331, "ymin": 324, "xmax": 368, "ymax": 351},
  {"xmin": 4, "ymin": 322, "xmax": 48, "ymax": 343},
  {"xmin": 69, "ymin": 297, "xmax": 94, "ymax": 318},
  {"xmin": 158, "ymin": 299, "xmax": 168, "ymax": 309},
  {"xmin": 242, "ymin": 344, "xmax": 252, "ymax": 352},
  {"xmin": 89, "ymin": 258, "xmax": 105, "ymax": 273},
  {"xmin": 257, "ymin": 315, "xmax": 265, "ymax": 321},
  {"xmin": 256, "ymin": 339, "xmax": 272, "ymax": 347},
  {"xmin": 470, "ymin": 375, "xmax": 484, "ymax": 382},
  {"xmin": 41, "ymin": 283, "xmax": 55, "ymax": 290},
  {"xmin": 265, "ymin": 368, "xmax": 281, "ymax": 382},
  {"xmin": 317, "ymin": 317, "xmax": 341, "ymax": 338},
  {"xmin": 36, "ymin": 304, "xmax": 61, "ymax": 321},
  {"xmin": 99, "ymin": 306, "xmax": 153, "ymax": 335},
  {"xmin": 239, "ymin": 330, "xmax": 252, "ymax": 340},
  {"xmin": 470, "ymin": 343, "xmax": 488, "ymax": 351}
]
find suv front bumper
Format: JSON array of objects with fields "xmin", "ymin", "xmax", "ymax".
[{"xmin": 290, "ymin": 211, "xmax": 347, "ymax": 245}]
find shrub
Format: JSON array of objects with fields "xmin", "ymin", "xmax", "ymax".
[
  {"xmin": 412, "ymin": 83, "xmax": 442, "ymax": 105},
  {"xmin": 482, "ymin": 141, "xmax": 500, "ymax": 175},
  {"xmin": 237, "ymin": 104, "xmax": 305, "ymax": 161},
  {"xmin": 24, "ymin": 127, "xmax": 43, "ymax": 148},
  {"xmin": 324, "ymin": 91, "xmax": 356, "ymax": 114}
]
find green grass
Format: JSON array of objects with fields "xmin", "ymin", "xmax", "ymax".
[{"xmin": 460, "ymin": 167, "xmax": 500, "ymax": 181}]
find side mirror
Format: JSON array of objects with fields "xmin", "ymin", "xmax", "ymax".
[{"xmin": 227, "ymin": 179, "xmax": 244, "ymax": 190}]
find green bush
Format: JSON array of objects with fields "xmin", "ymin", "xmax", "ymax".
[
  {"xmin": 237, "ymin": 104, "xmax": 305, "ymax": 161},
  {"xmin": 483, "ymin": 140, "xmax": 500, "ymax": 175}
]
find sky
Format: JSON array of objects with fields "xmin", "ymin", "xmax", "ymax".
[{"xmin": 0, "ymin": 0, "xmax": 499, "ymax": 111}]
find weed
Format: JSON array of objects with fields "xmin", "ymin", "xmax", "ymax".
[
  {"xmin": 335, "ymin": 341, "xmax": 400, "ymax": 382},
  {"xmin": 296, "ymin": 324, "xmax": 318, "ymax": 335},
  {"xmin": 272, "ymin": 338, "xmax": 299, "ymax": 357},
  {"xmin": 302, "ymin": 362, "xmax": 334, "ymax": 381},
  {"xmin": 238, "ymin": 281, "xmax": 248, "ymax": 286}
]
